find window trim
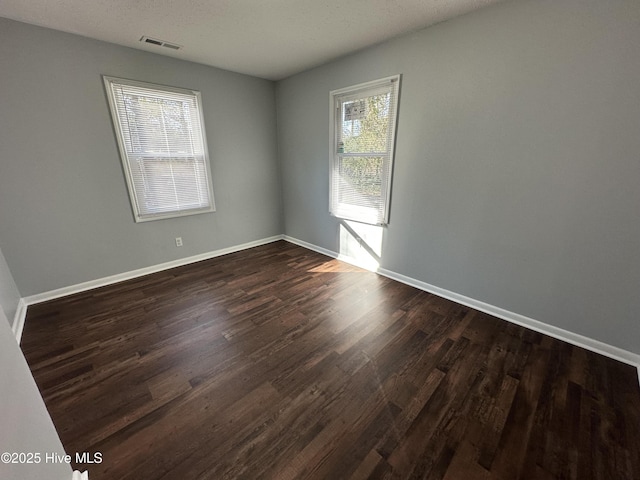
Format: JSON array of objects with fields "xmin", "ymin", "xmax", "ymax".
[
  {"xmin": 329, "ymin": 74, "xmax": 401, "ymax": 225},
  {"xmin": 103, "ymin": 75, "xmax": 216, "ymax": 223}
]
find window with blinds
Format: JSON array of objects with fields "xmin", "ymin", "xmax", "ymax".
[
  {"xmin": 330, "ymin": 75, "xmax": 400, "ymax": 225},
  {"xmin": 103, "ymin": 76, "xmax": 215, "ymax": 222}
]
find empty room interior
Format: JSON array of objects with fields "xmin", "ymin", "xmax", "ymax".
[{"xmin": 1, "ymin": 0, "xmax": 639, "ymax": 479}]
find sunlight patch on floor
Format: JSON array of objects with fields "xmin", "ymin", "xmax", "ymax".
[{"xmin": 308, "ymin": 260, "xmax": 364, "ymax": 273}]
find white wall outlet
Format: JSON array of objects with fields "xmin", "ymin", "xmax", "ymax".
[{"xmin": 175, "ymin": 237, "xmax": 183, "ymax": 247}]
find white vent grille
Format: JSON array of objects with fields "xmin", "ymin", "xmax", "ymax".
[{"xmin": 140, "ymin": 36, "xmax": 182, "ymax": 50}]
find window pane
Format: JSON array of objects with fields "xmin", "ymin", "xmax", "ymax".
[
  {"xmin": 122, "ymin": 94, "xmax": 201, "ymax": 157},
  {"xmin": 333, "ymin": 156, "xmax": 388, "ymax": 224},
  {"xmin": 340, "ymin": 93, "xmax": 391, "ymax": 154},
  {"xmin": 132, "ymin": 157, "xmax": 210, "ymax": 214},
  {"xmin": 337, "ymin": 156, "xmax": 384, "ymax": 209}
]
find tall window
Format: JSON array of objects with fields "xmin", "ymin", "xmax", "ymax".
[
  {"xmin": 103, "ymin": 76, "xmax": 215, "ymax": 222},
  {"xmin": 330, "ymin": 75, "xmax": 400, "ymax": 225}
]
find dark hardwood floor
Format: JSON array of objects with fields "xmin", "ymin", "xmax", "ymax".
[{"xmin": 21, "ymin": 241, "xmax": 640, "ymax": 479}]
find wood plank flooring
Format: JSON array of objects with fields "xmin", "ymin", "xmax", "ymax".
[{"xmin": 21, "ymin": 240, "xmax": 640, "ymax": 479}]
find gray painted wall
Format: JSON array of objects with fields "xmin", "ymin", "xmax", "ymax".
[
  {"xmin": 1, "ymin": 0, "xmax": 639, "ymax": 355},
  {"xmin": 277, "ymin": 0, "xmax": 640, "ymax": 353},
  {"xmin": 0, "ymin": 17, "xmax": 282, "ymax": 296},
  {"xmin": 0, "ymin": 307, "xmax": 72, "ymax": 480},
  {"xmin": 0, "ymin": 246, "xmax": 20, "ymax": 327}
]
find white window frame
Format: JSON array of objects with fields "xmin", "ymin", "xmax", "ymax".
[
  {"xmin": 103, "ymin": 76, "xmax": 216, "ymax": 223},
  {"xmin": 329, "ymin": 75, "xmax": 401, "ymax": 225}
]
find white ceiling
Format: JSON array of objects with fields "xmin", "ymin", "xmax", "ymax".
[{"xmin": 0, "ymin": 0, "xmax": 505, "ymax": 80}]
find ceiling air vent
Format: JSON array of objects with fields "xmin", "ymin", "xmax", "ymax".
[{"xmin": 140, "ymin": 36, "xmax": 182, "ymax": 51}]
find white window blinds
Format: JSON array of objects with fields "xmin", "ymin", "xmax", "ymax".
[
  {"xmin": 103, "ymin": 76, "xmax": 215, "ymax": 222},
  {"xmin": 330, "ymin": 75, "xmax": 400, "ymax": 225}
]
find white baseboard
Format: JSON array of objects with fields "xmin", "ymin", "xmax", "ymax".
[
  {"xmin": 23, "ymin": 235, "xmax": 284, "ymax": 307},
  {"xmin": 283, "ymin": 235, "xmax": 377, "ymax": 271},
  {"xmin": 283, "ymin": 235, "xmax": 640, "ymax": 374},
  {"xmin": 12, "ymin": 298, "xmax": 27, "ymax": 344},
  {"xmin": 377, "ymin": 267, "xmax": 640, "ymax": 368},
  {"xmin": 284, "ymin": 235, "xmax": 341, "ymax": 261}
]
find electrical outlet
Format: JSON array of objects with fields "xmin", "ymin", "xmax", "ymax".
[{"xmin": 175, "ymin": 237, "xmax": 183, "ymax": 247}]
